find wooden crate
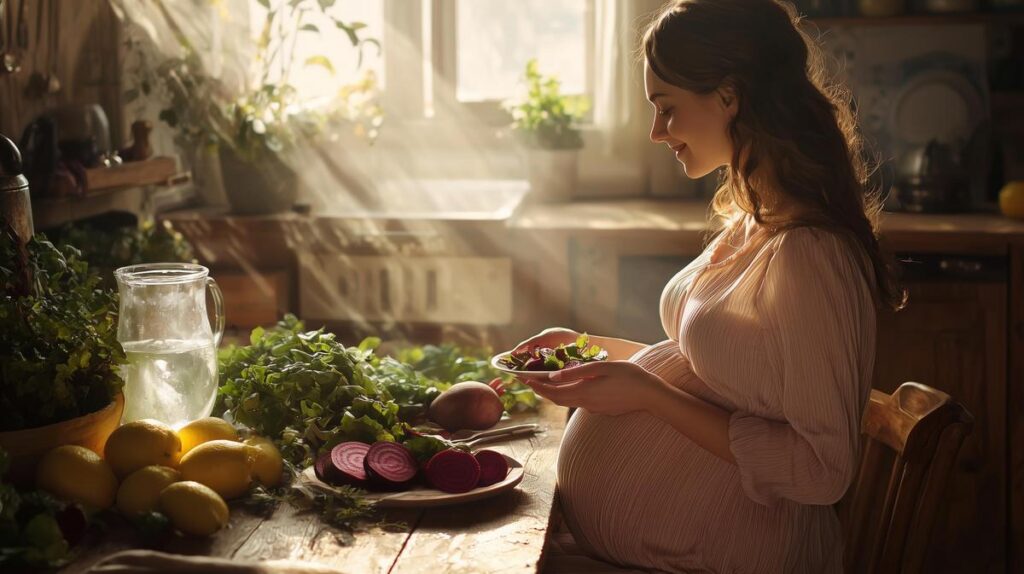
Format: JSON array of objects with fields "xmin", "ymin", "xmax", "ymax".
[{"xmin": 85, "ymin": 157, "xmax": 178, "ymax": 192}]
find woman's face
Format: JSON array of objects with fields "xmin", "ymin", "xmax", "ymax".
[{"xmin": 644, "ymin": 61, "xmax": 737, "ymax": 179}]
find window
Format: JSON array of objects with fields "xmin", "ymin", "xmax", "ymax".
[
  {"xmin": 426, "ymin": 0, "xmax": 594, "ymax": 123},
  {"xmin": 246, "ymin": 0, "xmax": 593, "ymax": 125},
  {"xmin": 454, "ymin": 0, "xmax": 590, "ymax": 103},
  {"xmin": 247, "ymin": 0, "xmax": 385, "ymax": 104}
]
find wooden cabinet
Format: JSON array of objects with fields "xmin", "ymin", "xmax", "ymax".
[{"xmin": 874, "ymin": 278, "xmax": 1008, "ymax": 572}]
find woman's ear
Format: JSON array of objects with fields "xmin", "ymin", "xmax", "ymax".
[{"xmin": 718, "ymin": 85, "xmax": 739, "ymax": 118}]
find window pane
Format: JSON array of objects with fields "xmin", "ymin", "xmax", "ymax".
[
  {"xmin": 249, "ymin": 0, "xmax": 384, "ymax": 103},
  {"xmin": 456, "ymin": 0, "xmax": 586, "ymax": 102}
]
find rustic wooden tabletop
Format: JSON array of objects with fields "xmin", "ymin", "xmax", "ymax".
[{"xmin": 59, "ymin": 401, "xmax": 568, "ymax": 574}]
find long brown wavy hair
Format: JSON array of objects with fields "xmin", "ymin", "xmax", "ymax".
[{"xmin": 642, "ymin": 0, "xmax": 905, "ymax": 311}]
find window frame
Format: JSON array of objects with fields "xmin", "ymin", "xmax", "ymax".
[{"xmin": 382, "ymin": 0, "xmax": 596, "ymax": 128}]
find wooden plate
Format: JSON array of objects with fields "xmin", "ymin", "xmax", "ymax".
[{"xmin": 299, "ymin": 454, "xmax": 524, "ymax": 508}]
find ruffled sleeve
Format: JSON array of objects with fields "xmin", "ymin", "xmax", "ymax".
[{"xmin": 727, "ymin": 228, "xmax": 876, "ymax": 506}]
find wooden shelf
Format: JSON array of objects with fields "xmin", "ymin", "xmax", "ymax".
[{"xmin": 810, "ymin": 11, "xmax": 1024, "ymax": 27}]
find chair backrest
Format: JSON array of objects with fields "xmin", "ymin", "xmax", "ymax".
[{"xmin": 837, "ymin": 382, "xmax": 974, "ymax": 574}]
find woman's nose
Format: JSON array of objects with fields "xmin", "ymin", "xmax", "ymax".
[{"xmin": 650, "ymin": 117, "xmax": 667, "ymax": 143}]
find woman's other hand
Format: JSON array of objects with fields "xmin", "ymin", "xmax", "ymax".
[{"xmin": 522, "ymin": 360, "xmax": 668, "ymax": 416}]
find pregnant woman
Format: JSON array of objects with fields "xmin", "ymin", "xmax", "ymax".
[{"xmin": 518, "ymin": 1, "xmax": 905, "ymax": 572}]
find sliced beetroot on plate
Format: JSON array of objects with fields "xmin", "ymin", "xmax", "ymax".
[
  {"xmin": 326, "ymin": 441, "xmax": 371, "ymax": 486},
  {"xmin": 425, "ymin": 449, "xmax": 481, "ymax": 494},
  {"xmin": 314, "ymin": 452, "xmax": 340, "ymax": 484},
  {"xmin": 363, "ymin": 441, "xmax": 418, "ymax": 489},
  {"xmin": 473, "ymin": 450, "xmax": 509, "ymax": 487}
]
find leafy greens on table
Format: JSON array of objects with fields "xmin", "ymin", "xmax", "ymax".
[{"xmin": 216, "ymin": 315, "xmax": 538, "ymax": 468}]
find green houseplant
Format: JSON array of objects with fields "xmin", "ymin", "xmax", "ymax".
[
  {"xmin": 504, "ymin": 59, "xmax": 589, "ymax": 203},
  {"xmin": 0, "ymin": 227, "xmax": 126, "ymax": 483},
  {"xmin": 122, "ymin": 0, "xmax": 381, "ymax": 214}
]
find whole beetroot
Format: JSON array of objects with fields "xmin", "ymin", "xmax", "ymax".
[{"xmin": 428, "ymin": 381, "xmax": 503, "ymax": 432}]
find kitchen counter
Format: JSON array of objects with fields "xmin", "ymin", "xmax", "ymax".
[{"xmin": 510, "ymin": 199, "xmax": 1024, "ymax": 236}]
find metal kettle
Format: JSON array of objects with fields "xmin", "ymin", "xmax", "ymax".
[
  {"xmin": 896, "ymin": 139, "xmax": 971, "ymax": 213},
  {"xmin": 0, "ymin": 133, "xmax": 34, "ymax": 243}
]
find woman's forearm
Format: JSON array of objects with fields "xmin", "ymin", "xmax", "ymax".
[
  {"xmin": 589, "ymin": 334, "xmax": 647, "ymax": 361},
  {"xmin": 644, "ymin": 377, "xmax": 737, "ymax": 465}
]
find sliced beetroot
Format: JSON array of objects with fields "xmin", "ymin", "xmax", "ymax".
[
  {"xmin": 425, "ymin": 449, "xmax": 481, "ymax": 494},
  {"xmin": 474, "ymin": 450, "xmax": 509, "ymax": 487},
  {"xmin": 363, "ymin": 442, "xmax": 418, "ymax": 489},
  {"xmin": 326, "ymin": 441, "xmax": 371, "ymax": 486},
  {"xmin": 314, "ymin": 452, "xmax": 336, "ymax": 483}
]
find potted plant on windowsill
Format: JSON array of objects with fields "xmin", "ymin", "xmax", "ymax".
[
  {"xmin": 120, "ymin": 0, "xmax": 381, "ymax": 215},
  {"xmin": 504, "ymin": 59, "xmax": 590, "ymax": 203},
  {"xmin": 0, "ymin": 226, "xmax": 126, "ymax": 485}
]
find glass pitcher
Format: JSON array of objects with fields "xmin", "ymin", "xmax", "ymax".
[{"xmin": 114, "ymin": 263, "xmax": 225, "ymax": 428}]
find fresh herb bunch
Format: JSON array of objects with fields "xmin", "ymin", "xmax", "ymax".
[
  {"xmin": 503, "ymin": 58, "xmax": 589, "ymax": 150},
  {"xmin": 500, "ymin": 333, "xmax": 608, "ymax": 372},
  {"xmin": 0, "ymin": 230, "xmax": 125, "ymax": 431}
]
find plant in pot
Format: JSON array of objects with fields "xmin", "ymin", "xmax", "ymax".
[
  {"xmin": 0, "ymin": 226, "xmax": 126, "ymax": 485},
  {"xmin": 503, "ymin": 59, "xmax": 590, "ymax": 203},
  {"xmin": 122, "ymin": 0, "xmax": 381, "ymax": 214}
]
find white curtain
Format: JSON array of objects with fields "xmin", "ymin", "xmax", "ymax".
[{"xmin": 579, "ymin": 0, "xmax": 702, "ymax": 200}]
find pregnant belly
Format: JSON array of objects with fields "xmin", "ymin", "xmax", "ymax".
[
  {"xmin": 554, "ymin": 341, "xmax": 827, "ymax": 573},
  {"xmin": 555, "ymin": 342, "xmax": 744, "ymax": 569}
]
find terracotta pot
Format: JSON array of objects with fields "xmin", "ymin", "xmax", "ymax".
[
  {"xmin": 218, "ymin": 147, "xmax": 298, "ymax": 215},
  {"xmin": 0, "ymin": 393, "xmax": 124, "ymax": 486}
]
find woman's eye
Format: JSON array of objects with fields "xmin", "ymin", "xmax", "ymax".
[{"xmin": 657, "ymin": 108, "xmax": 672, "ymax": 117}]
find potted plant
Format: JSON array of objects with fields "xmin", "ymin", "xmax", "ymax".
[
  {"xmin": 503, "ymin": 59, "xmax": 590, "ymax": 203},
  {"xmin": 121, "ymin": 0, "xmax": 381, "ymax": 214},
  {"xmin": 0, "ymin": 227, "xmax": 126, "ymax": 484}
]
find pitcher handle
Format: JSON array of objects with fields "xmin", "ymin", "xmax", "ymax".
[{"xmin": 207, "ymin": 277, "xmax": 226, "ymax": 347}]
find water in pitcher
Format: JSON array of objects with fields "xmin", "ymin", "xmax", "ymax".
[{"xmin": 121, "ymin": 338, "xmax": 218, "ymax": 428}]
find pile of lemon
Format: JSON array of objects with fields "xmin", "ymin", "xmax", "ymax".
[{"xmin": 34, "ymin": 417, "xmax": 283, "ymax": 537}]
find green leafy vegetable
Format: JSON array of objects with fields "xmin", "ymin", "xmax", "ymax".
[
  {"xmin": 0, "ymin": 230, "xmax": 125, "ymax": 431},
  {"xmin": 217, "ymin": 316, "xmax": 538, "ymax": 468}
]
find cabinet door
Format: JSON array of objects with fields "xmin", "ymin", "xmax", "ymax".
[{"xmin": 873, "ymin": 281, "xmax": 1007, "ymax": 573}]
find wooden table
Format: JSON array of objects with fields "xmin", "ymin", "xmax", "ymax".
[{"xmin": 61, "ymin": 402, "xmax": 567, "ymax": 574}]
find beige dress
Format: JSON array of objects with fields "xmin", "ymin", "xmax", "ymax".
[{"xmin": 552, "ymin": 214, "xmax": 877, "ymax": 573}]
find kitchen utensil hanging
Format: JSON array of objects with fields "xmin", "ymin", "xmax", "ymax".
[
  {"xmin": 25, "ymin": 0, "xmax": 47, "ymax": 96},
  {"xmin": 47, "ymin": 0, "xmax": 60, "ymax": 94},
  {"xmin": 1, "ymin": 0, "xmax": 19, "ymax": 74}
]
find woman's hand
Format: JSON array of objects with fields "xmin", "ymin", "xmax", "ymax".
[
  {"xmin": 522, "ymin": 360, "xmax": 668, "ymax": 416},
  {"xmin": 512, "ymin": 327, "xmax": 581, "ymax": 353}
]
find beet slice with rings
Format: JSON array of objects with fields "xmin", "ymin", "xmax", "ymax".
[
  {"xmin": 363, "ymin": 442, "xmax": 418, "ymax": 489},
  {"xmin": 473, "ymin": 450, "xmax": 510, "ymax": 487},
  {"xmin": 425, "ymin": 449, "xmax": 481, "ymax": 493},
  {"xmin": 325, "ymin": 441, "xmax": 371, "ymax": 486}
]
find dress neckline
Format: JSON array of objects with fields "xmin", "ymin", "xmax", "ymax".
[{"xmin": 705, "ymin": 216, "xmax": 773, "ymax": 270}]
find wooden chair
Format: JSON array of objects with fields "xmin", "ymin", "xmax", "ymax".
[{"xmin": 837, "ymin": 382, "xmax": 974, "ymax": 574}]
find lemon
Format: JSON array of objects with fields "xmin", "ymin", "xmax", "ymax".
[
  {"xmin": 158, "ymin": 481, "xmax": 230, "ymax": 537},
  {"xmin": 116, "ymin": 465, "xmax": 181, "ymax": 516},
  {"xmin": 178, "ymin": 439, "xmax": 255, "ymax": 499},
  {"xmin": 104, "ymin": 419, "xmax": 182, "ymax": 478},
  {"xmin": 36, "ymin": 445, "xmax": 118, "ymax": 511},
  {"xmin": 177, "ymin": 417, "xmax": 239, "ymax": 456},
  {"xmin": 999, "ymin": 181, "xmax": 1024, "ymax": 220},
  {"xmin": 244, "ymin": 436, "xmax": 284, "ymax": 488}
]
